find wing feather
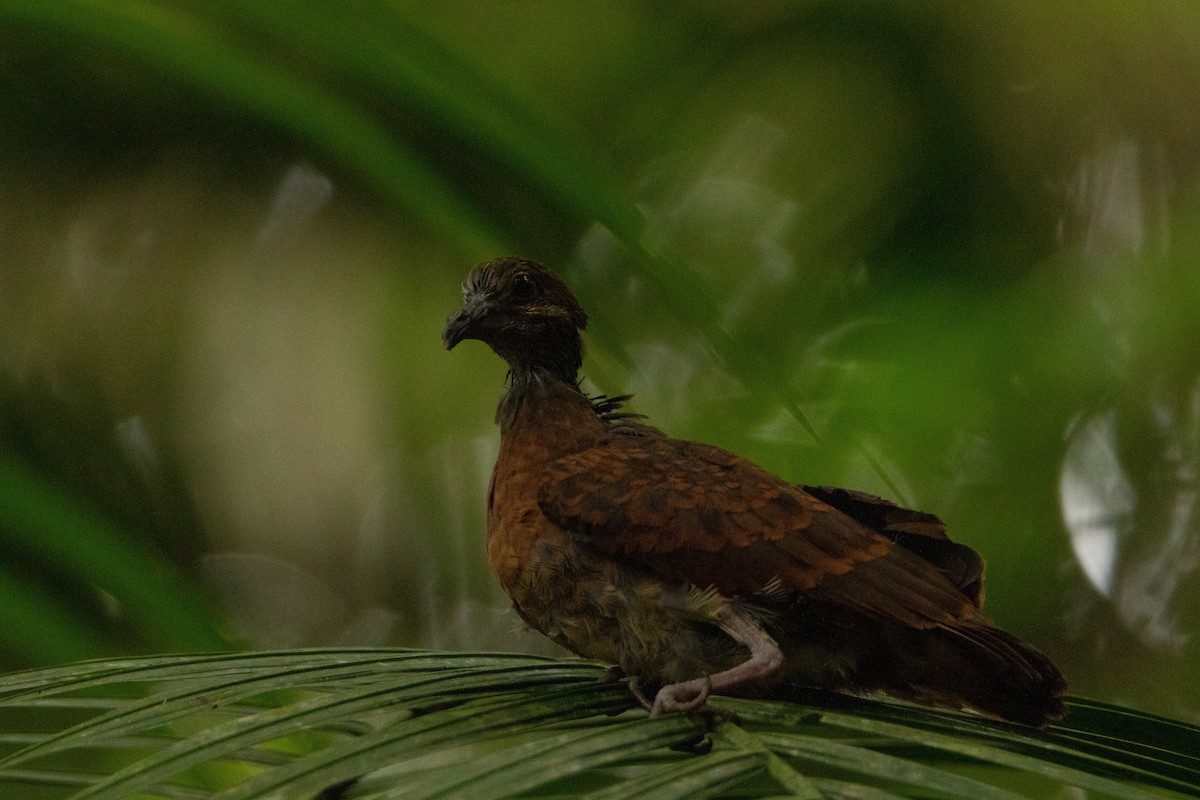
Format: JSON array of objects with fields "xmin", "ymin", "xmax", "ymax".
[{"xmin": 539, "ymin": 435, "xmax": 978, "ymax": 629}]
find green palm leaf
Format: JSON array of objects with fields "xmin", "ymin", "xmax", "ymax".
[{"xmin": 0, "ymin": 649, "xmax": 1193, "ymax": 799}]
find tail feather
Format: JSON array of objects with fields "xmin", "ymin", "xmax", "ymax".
[{"xmin": 865, "ymin": 622, "xmax": 1066, "ymax": 727}]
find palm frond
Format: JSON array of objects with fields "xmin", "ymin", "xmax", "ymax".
[{"xmin": 0, "ymin": 649, "xmax": 1193, "ymax": 799}]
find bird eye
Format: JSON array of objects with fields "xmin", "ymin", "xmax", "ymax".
[{"xmin": 511, "ymin": 273, "xmax": 536, "ymax": 300}]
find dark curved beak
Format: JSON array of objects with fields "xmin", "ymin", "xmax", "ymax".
[{"xmin": 442, "ymin": 302, "xmax": 483, "ymax": 350}]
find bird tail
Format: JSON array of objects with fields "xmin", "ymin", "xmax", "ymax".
[{"xmin": 866, "ymin": 622, "xmax": 1067, "ymax": 727}]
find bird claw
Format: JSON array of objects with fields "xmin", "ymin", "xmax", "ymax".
[{"xmin": 650, "ymin": 675, "xmax": 713, "ymax": 716}]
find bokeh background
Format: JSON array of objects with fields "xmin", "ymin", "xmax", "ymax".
[{"xmin": 1, "ymin": 1, "xmax": 1197, "ymax": 723}]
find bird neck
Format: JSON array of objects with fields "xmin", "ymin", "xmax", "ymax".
[
  {"xmin": 495, "ymin": 327, "xmax": 583, "ymax": 389},
  {"xmin": 506, "ymin": 359, "xmax": 578, "ymax": 388},
  {"xmin": 495, "ymin": 371, "xmax": 603, "ymax": 448}
]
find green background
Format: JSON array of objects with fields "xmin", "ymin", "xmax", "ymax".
[{"xmin": 0, "ymin": 0, "xmax": 1197, "ymax": 724}]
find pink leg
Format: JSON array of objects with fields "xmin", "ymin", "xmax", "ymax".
[{"xmin": 651, "ymin": 605, "xmax": 783, "ymax": 715}]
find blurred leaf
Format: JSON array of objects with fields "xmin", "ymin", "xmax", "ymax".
[
  {"xmin": 0, "ymin": 565, "xmax": 109, "ymax": 665},
  {"xmin": 0, "ymin": 0, "xmax": 505, "ymax": 253},
  {"xmin": 0, "ymin": 450, "xmax": 224, "ymax": 658}
]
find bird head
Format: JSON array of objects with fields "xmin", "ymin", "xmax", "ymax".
[{"xmin": 443, "ymin": 258, "xmax": 589, "ymax": 383}]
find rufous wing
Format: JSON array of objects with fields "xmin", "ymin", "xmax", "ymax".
[
  {"xmin": 801, "ymin": 485, "xmax": 985, "ymax": 606},
  {"xmin": 538, "ymin": 435, "xmax": 979, "ymax": 630}
]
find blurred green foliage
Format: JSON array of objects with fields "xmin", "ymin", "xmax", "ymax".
[{"xmin": 0, "ymin": 0, "xmax": 1197, "ymax": 729}]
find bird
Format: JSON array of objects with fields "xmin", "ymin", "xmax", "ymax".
[{"xmin": 442, "ymin": 256, "xmax": 1066, "ymax": 727}]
